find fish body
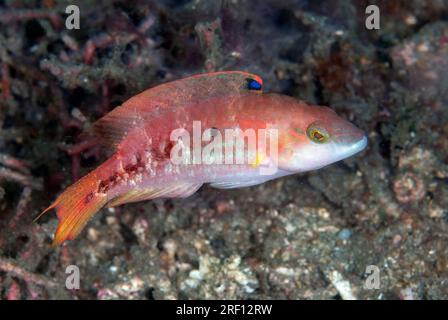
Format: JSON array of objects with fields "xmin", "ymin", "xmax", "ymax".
[{"xmin": 41, "ymin": 71, "xmax": 367, "ymax": 245}]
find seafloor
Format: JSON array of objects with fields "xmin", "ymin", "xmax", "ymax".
[{"xmin": 0, "ymin": 0, "xmax": 448, "ymax": 299}]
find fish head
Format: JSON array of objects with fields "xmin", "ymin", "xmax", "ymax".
[{"xmin": 278, "ymin": 105, "xmax": 367, "ymax": 172}]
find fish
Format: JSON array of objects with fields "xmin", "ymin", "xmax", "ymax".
[{"xmin": 38, "ymin": 71, "xmax": 367, "ymax": 246}]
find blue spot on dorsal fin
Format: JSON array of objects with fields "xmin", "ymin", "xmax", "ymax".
[{"xmin": 247, "ymin": 78, "xmax": 262, "ymax": 91}]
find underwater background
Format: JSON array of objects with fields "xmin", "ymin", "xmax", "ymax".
[{"xmin": 0, "ymin": 0, "xmax": 447, "ymax": 299}]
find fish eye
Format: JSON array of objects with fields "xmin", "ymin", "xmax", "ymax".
[
  {"xmin": 246, "ymin": 78, "xmax": 262, "ymax": 91},
  {"xmin": 306, "ymin": 124, "xmax": 329, "ymax": 143}
]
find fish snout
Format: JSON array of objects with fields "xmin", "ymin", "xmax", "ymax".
[{"xmin": 332, "ymin": 126, "xmax": 368, "ymax": 160}]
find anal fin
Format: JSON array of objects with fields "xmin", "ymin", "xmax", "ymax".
[{"xmin": 107, "ymin": 182, "xmax": 202, "ymax": 207}]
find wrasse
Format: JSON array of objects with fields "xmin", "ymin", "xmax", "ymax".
[{"xmin": 39, "ymin": 71, "xmax": 367, "ymax": 246}]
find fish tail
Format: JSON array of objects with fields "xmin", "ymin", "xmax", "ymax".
[{"xmin": 36, "ymin": 172, "xmax": 107, "ymax": 246}]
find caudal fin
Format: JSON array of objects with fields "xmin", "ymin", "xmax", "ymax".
[{"xmin": 36, "ymin": 173, "xmax": 107, "ymax": 246}]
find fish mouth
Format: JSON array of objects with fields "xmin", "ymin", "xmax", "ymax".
[{"xmin": 335, "ymin": 135, "xmax": 368, "ymax": 160}]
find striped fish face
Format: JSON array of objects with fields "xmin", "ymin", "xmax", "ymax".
[{"xmin": 279, "ymin": 106, "xmax": 367, "ymax": 172}]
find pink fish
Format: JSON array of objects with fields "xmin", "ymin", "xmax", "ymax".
[{"xmin": 39, "ymin": 71, "xmax": 367, "ymax": 245}]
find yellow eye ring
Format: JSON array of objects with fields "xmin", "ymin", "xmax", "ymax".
[{"xmin": 307, "ymin": 124, "xmax": 329, "ymax": 143}]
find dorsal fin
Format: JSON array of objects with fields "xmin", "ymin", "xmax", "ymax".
[{"xmin": 91, "ymin": 71, "xmax": 263, "ymax": 149}]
